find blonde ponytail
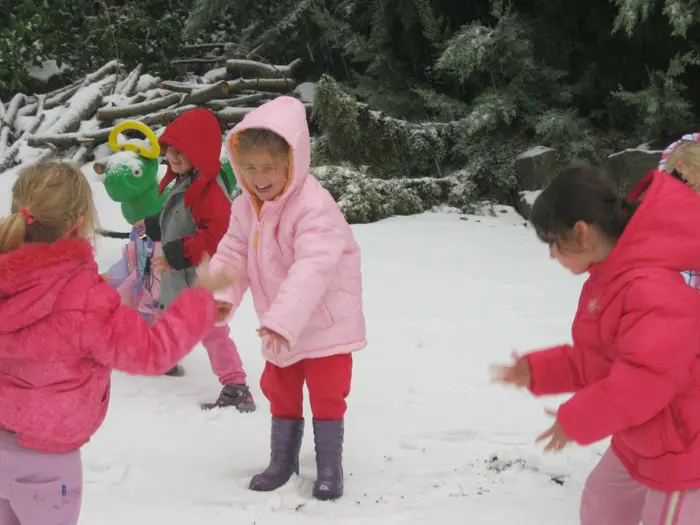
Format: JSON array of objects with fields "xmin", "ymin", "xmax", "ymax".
[
  {"xmin": 0, "ymin": 213, "xmax": 28, "ymax": 254},
  {"xmin": 0, "ymin": 161, "xmax": 98, "ymax": 255}
]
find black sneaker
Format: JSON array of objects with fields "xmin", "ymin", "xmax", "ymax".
[
  {"xmin": 201, "ymin": 384, "xmax": 256, "ymax": 413},
  {"xmin": 164, "ymin": 365, "xmax": 185, "ymax": 377}
]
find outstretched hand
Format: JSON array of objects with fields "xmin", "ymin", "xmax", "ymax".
[
  {"xmin": 258, "ymin": 327, "xmax": 290, "ymax": 356},
  {"xmin": 490, "ymin": 351, "xmax": 532, "ymax": 388},
  {"xmin": 195, "ymin": 255, "xmax": 241, "ymax": 294},
  {"xmin": 536, "ymin": 408, "xmax": 572, "ymax": 453}
]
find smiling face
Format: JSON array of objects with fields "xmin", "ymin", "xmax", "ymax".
[
  {"xmin": 165, "ymin": 145, "xmax": 193, "ymax": 174},
  {"xmin": 239, "ymin": 148, "xmax": 289, "ymax": 201}
]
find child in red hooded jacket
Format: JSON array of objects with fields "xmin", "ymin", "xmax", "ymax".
[
  {"xmin": 135, "ymin": 108, "xmax": 256, "ymax": 411},
  {"xmin": 0, "ymin": 160, "xmax": 233, "ymax": 525},
  {"xmin": 492, "ymin": 166, "xmax": 700, "ymax": 525}
]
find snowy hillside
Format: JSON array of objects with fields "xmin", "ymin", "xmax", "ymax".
[{"xmin": 0, "ymin": 166, "xmax": 606, "ymax": 524}]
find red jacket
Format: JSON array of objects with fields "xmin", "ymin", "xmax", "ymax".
[
  {"xmin": 0, "ymin": 239, "xmax": 216, "ymax": 452},
  {"xmin": 526, "ymin": 170, "xmax": 700, "ymax": 491},
  {"xmin": 157, "ymin": 109, "xmax": 231, "ymax": 266}
]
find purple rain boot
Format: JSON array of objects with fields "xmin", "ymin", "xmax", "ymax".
[
  {"xmin": 312, "ymin": 419, "xmax": 344, "ymax": 501},
  {"xmin": 249, "ymin": 417, "xmax": 304, "ymax": 492}
]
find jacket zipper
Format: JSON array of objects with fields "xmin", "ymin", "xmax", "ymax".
[{"xmin": 254, "ymin": 219, "xmax": 271, "ymax": 305}]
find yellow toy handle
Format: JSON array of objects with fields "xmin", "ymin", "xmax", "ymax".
[{"xmin": 108, "ymin": 120, "xmax": 161, "ymax": 159}]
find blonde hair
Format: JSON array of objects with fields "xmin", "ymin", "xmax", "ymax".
[
  {"xmin": 238, "ymin": 128, "xmax": 289, "ymax": 158},
  {"xmin": 0, "ymin": 161, "xmax": 99, "ymax": 254},
  {"xmin": 667, "ymin": 141, "xmax": 700, "ymax": 174}
]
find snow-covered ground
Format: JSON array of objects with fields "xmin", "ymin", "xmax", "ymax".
[{"xmin": 0, "ymin": 165, "xmax": 607, "ymax": 524}]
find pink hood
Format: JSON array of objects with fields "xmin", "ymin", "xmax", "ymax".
[
  {"xmin": 0, "ymin": 239, "xmax": 96, "ymax": 354},
  {"xmin": 225, "ymin": 96, "xmax": 310, "ymax": 213}
]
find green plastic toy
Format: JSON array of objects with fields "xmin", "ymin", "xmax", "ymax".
[{"xmin": 94, "ymin": 121, "xmax": 238, "ymax": 226}]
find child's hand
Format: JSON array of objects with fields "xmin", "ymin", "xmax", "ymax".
[
  {"xmin": 536, "ymin": 408, "xmax": 572, "ymax": 452},
  {"xmin": 258, "ymin": 327, "xmax": 290, "ymax": 355},
  {"xmin": 195, "ymin": 255, "xmax": 238, "ymax": 293},
  {"xmin": 153, "ymin": 256, "xmax": 172, "ymax": 275},
  {"xmin": 216, "ymin": 301, "xmax": 232, "ymax": 321},
  {"xmin": 490, "ymin": 351, "xmax": 532, "ymax": 388}
]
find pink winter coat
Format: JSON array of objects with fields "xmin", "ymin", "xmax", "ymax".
[
  {"xmin": 525, "ymin": 171, "xmax": 700, "ymax": 491},
  {"xmin": 210, "ymin": 96, "xmax": 366, "ymax": 367},
  {"xmin": 0, "ymin": 239, "xmax": 216, "ymax": 453}
]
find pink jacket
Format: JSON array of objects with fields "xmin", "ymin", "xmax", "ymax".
[
  {"xmin": 0, "ymin": 239, "xmax": 216, "ymax": 453},
  {"xmin": 211, "ymin": 96, "xmax": 366, "ymax": 367},
  {"xmin": 525, "ymin": 171, "xmax": 700, "ymax": 491}
]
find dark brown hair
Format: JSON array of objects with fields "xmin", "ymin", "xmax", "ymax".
[
  {"xmin": 530, "ymin": 165, "xmax": 638, "ymax": 248},
  {"xmin": 0, "ymin": 161, "xmax": 98, "ymax": 254}
]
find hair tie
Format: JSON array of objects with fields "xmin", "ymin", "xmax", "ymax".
[{"xmin": 18, "ymin": 208, "xmax": 36, "ymax": 225}]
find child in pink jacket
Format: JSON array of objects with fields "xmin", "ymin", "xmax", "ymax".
[
  {"xmin": 210, "ymin": 96, "xmax": 366, "ymax": 500},
  {"xmin": 0, "ymin": 161, "xmax": 233, "ymax": 525}
]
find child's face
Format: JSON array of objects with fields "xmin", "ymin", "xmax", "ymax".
[
  {"xmin": 547, "ymin": 222, "xmax": 612, "ymax": 275},
  {"xmin": 239, "ymin": 148, "xmax": 288, "ymax": 201},
  {"xmin": 165, "ymin": 146, "xmax": 193, "ymax": 174}
]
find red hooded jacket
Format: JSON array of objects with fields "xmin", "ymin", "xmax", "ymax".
[
  {"xmin": 0, "ymin": 239, "xmax": 216, "ymax": 452},
  {"xmin": 150, "ymin": 109, "xmax": 231, "ymax": 267},
  {"xmin": 525, "ymin": 170, "xmax": 700, "ymax": 491}
]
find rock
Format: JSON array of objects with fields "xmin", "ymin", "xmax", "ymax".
[
  {"xmin": 605, "ymin": 148, "xmax": 662, "ymax": 195},
  {"xmin": 515, "ymin": 146, "xmax": 560, "ymax": 191}
]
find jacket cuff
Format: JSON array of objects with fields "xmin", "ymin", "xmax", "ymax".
[
  {"xmin": 143, "ymin": 214, "xmax": 162, "ymax": 241},
  {"xmin": 163, "ymin": 240, "xmax": 192, "ymax": 271}
]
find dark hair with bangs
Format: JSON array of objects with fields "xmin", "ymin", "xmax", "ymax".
[{"xmin": 530, "ymin": 165, "xmax": 639, "ymax": 247}]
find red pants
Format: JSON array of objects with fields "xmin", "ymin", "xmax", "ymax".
[{"xmin": 260, "ymin": 354, "xmax": 352, "ymax": 421}]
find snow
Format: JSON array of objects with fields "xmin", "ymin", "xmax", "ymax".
[
  {"xmin": 0, "ymin": 157, "xmax": 606, "ymax": 524},
  {"xmin": 104, "ymin": 151, "xmax": 146, "ymax": 173},
  {"xmin": 520, "ymin": 190, "xmax": 542, "ymax": 206},
  {"xmin": 26, "ymin": 59, "xmax": 70, "ymax": 82},
  {"xmin": 516, "ymin": 146, "xmax": 554, "ymax": 160},
  {"xmin": 136, "ymin": 74, "xmax": 159, "ymax": 93},
  {"xmin": 294, "ymin": 82, "xmax": 316, "ymax": 105}
]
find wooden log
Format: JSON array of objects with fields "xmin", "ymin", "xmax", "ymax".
[
  {"xmin": 3, "ymin": 93, "xmax": 27, "ymax": 127},
  {"xmin": 227, "ymin": 77, "xmax": 297, "ymax": 94},
  {"xmin": 159, "ymin": 80, "xmax": 202, "ymax": 93},
  {"xmin": 27, "ymin": 127, "xmax": 112, "ymax": 148},
  {"xmin": 203, "ymin": 67, "xmax": 227, "ymax": 83},
  {"xmin": 216, "ymin": 107, "xmax": 256, "ymax": 123},
  {"xmin": 182, "ymin": 42, "xmax": 235, "ymax": 51},
  {"xmin": 0, "ymin": 138, "xmax": 20, "ymax": 172},
  {"xmin": 171, "ymin": 57, "xmax": 227, "ymax": 66},
  {"xmin": 44, "ymin": 83, "xmax": 82, "ymax": 110},
  {"xmin": 83, "ymin": 59, "xmax": 123, "ymax": 85},
  {"xmin": 96, "ymin": 74, "xmax": 120, "ymax": 96},
  {"xmin": 72, "ymin": 144, "xmax": 91, "ymax": 163},
  {"xmin": 19, "ymin": 95, "xmax": 46, "ymax": 138},
  {"xmin": 117, "ymin": 63, "xmax": 143, "ymax": 97},
  {"xmin": 138, "ymin": 104, "xmax": 197, "ymax": 127},
  {"xmin": 96, "ymin": 92, "xmax": 184, "ymax": 121},
  {"xmin": 206, "ymin": 93, "xmax": 265, "ymax": 110},
  {"xmin": 226, "ymin": 58, "xmax": 302, "ymax": 79},
  {"xmin": 43, "ymin": 85, "xmax": 103, "ymax": 136},
  {"xmin": 181, "ymin": 81, "xmax": 230, "ymax": 105}
]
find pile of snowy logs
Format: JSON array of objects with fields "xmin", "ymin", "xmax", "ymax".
[{"xmin": 0, "ymin": 57, "xmax": 307, "ymax": 172}]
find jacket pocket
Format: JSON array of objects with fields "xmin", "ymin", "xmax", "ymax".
[
  {"xmin": 305, "ymin": 301, "xmax": 334, "ymax": 330},
  {"xmin": 619, "ymin": 408, "xmax": 685, "ymax": 458}
]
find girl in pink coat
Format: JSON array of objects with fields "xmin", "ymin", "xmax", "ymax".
[
  {"xmin": 0, "ymin": 161, "xmax": 233, "ymax": 525},
  {"xmin": 210, "ymin": 96, "xmax": 366, "ymax": 500},
  {"xmin": 492, "ymin": 166, "xmax": 700, "ymax": 524}
]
